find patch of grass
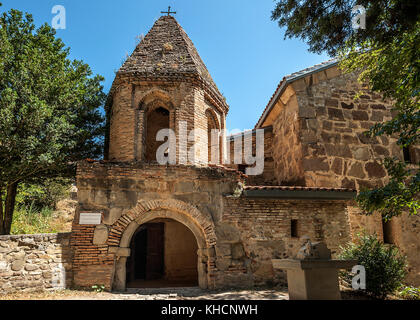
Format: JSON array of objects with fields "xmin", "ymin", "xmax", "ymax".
[{"xmin": 10, "ymin": 204, "xmax": 68, "ymax": 235}]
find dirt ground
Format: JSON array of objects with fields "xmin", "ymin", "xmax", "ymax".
[
  {"xmin": 0, "ymin": 286, "xmax": 388, "ymax": 300},
  {"xmin": 0, "ymin": 287, "xmax": 289, "ymax": 300}
]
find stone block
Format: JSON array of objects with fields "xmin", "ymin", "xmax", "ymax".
[
  {"xmin": 298, "ymin": 105, "xmax": 316, "ymax": 118},
  {"xmin": 325, "ymin": 144, "xmax": 352, "ymax": 158},
  {"xmin": 231, "ymin": 243, "xmax": 245, "ymax": 260},
  {"xmin": 11, "ymin": 260, "xmax": 24, "ymax": 271},
  {"xmin": 215, "ymin": 257, "xmax": 231, "ymax": 271},
  {"xmin": 352, "ymin": 147, "xmax": 370, "ymax": 161},
  {"xmin": 331, "ymin": 158, "xmax": 343, "ymax": 175},
  {"xmin": 327, "ymin": 108, "xmax": 344, "ymax": 121},
  {"xmin": 348, "ymin": 162, "xmax": 366, "ymax": 179},
  {"xmin": 302, "ymin": 157, "xmax": 329, "ymax": 172},
  {"xmin": 352, "ymin": 110, "xmax": 369, "ymax": 121},
  {"xmin": 215, "ymin": 244, "xmax": 231, "ymax": 257},
  {"xmin": 365, "ymin": 162, "xmax": 386, "ymax": 178},
  {"xmin": 93, "ymin": 225, "xmax": 109, "ymax": 245}
]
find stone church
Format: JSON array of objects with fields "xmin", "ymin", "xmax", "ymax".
[{"xmin": 71, "ymin": 14, "xmax": 420, "ymax": 291}]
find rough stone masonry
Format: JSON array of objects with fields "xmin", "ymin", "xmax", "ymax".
[{"xmin": 1, "ymin": 14, "xmax": 418, "ymax": 294}]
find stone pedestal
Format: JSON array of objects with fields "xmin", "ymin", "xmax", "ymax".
[{"xmin": 272, "ymin": 259, "xmax": 356, "ymax": 300}]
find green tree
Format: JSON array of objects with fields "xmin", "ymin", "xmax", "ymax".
[
  {"xmin": 272, "ymin": 0, "xmax": 420, "ymax": 219},
  {"xmin": 0, "ymin": 7, "xmax": 105, "ymax": 234}
]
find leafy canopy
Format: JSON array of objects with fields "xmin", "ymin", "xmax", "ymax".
[
  {"xmin": 0, "ymin": 8, "xmax": 106, "ymax": 185},
  {"xmin": 272, "ymin": 0, "xmax": 420, "ymax": 219},
  {"xmin": 0, "ymin": 6, "xmax": 105, "ymax": 234}
]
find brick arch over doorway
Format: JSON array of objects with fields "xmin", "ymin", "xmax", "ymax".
[{"xmin": 108, "ymin": 199, "xmax": 216, "ymax": 291}]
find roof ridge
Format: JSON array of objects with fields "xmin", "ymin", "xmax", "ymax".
[{"xmin": 255, "ymin": 58, "xmax": 339, "ymax": 128}]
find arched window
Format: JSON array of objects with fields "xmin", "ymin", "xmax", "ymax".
[
  {"xmin": 205, "ymin": 109, "xmax": 220, "ymax": 165},
  {"xmin": 145, "ymin": 107, "xmax": 170, "ymax": 162}
]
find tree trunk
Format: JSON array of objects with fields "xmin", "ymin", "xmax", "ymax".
[{"xmin": 0, "ymin": 182, "xmax": 18, "ymax": 235}]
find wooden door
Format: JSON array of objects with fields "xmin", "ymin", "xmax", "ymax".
[{"xmin": 145, "ymin": 223, "xmax": 164, "ymax": 280}]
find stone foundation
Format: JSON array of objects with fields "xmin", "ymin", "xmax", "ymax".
[{"xmin": 0, "ymin": 233, "xmax": 72, "ymax": 293}]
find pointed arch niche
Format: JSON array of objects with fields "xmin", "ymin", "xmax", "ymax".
[
  {"xmin": 136, "ymin": 90, "xmax": 175, "ymax": 162},
  {"xmin": 205, "ymin": 108, "xmax": 223, "ymax": 165}
]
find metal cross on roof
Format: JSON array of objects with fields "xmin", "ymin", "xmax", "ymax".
[{"xmin": 161, "ymin": 6, "xmax": 176, "ymax": 16}]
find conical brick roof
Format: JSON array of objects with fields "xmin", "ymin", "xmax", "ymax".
[{"xmin": 113, "ymin": 15, "xmax": 227, "ymax": 110}]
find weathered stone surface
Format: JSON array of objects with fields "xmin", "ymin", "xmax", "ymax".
[
  {"xmin": 11, "ymin": 260, "xmax": 24, "ymax": 271},
  {"xmin": 348, "ymin": 162, "xmax": 366, "ymax": 179},
  {"xmin": 321, "ymin": 132, "xmax": 341, "ymax": 143},
  {"xmin": 373, "ymin": 146, "xmax": 390, "ymax": 157},
  {"xmin": 327, "ymin": 108, "xmax": 344, "ymax": 121},
  {"xmin": 299, "ymin": 105, "xmax": 316, "ymax": 118},
  {"xmin": 231, "ymin": 243, "xmax": 245, "ymax": 260},
  {"xmin": 215, "ymin": 257, "xmax": 231, "ymax": 271},
  {"xmin": 0, "ymin": 233, "xmax": 72, "ymax": 293},
  {"xmin": 215, "ymin": 224, "xmax": 241, "ymax": 243},
  {"xmin": 215, "ymin": 244, "xmax": 231, "ymax": 257},
  {"xmin": 352, "ymin": 147, "xmax": 370, "ymax": 161},
  {"xmin": 302, "ymin": 157, "xmax": 329, "ymax": 172},
  {"xmin": 324, "ymin": 144, "xmax": 352, "ymax": 158},
  {"xmin": 365, "ymin": 162, "xmax": 386, "ymax": 178},
  {"xmin": 352, "ymin": 110, "xmax": 369, "ymax": 121},
  {"xmin": 93, "ymin": 225, "xmax": 108, "ymax": 245},
  {"xmin": 331, "ymin": 158, "xmax": 343, "ymax": 175},
  {"xmin": 341, "ymin": 178, "xmax": 356, "ymax": 189},
  {"xmin": 25, "ymin": 264, "xmax": 38, "ymax": 271}
]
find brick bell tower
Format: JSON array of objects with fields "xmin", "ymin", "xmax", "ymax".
[{"xmin": 104, "ymin": 15, "xmax": 229, "ymax": 165}]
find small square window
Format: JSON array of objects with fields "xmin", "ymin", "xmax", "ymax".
[{"xmin": 403, "ymin": 147, "xmax": 412, "ymax": 164}]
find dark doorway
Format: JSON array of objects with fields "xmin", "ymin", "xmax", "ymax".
[
  {"xmin": 126, "ymin": 223, "xmax": 164, "ymax": 284},
  {"xmin": 145, "ymin": 107, "xmax": 170, "ymax": 162}
]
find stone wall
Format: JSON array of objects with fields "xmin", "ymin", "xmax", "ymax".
[
  {"xmin": 270, "ymin": 67, "xmax": 420, "ymax": 190},
  {"xmin": 222, "ymin": 197, "xmax": 352, "ymax": 286},
  {"xmin": 348, "ymin": 205, "xmax": 420, "ymax": 286},
  {"xmin": 271, "ymin": 87, "xmax": 305, "ymax": 186},
  {"xmin": 0, "ymin": 233, "xmax": 72, "ymax": 293},
  {"xmin": 227, "ymin": 127, "xmax": 276, "ymax": 185},
  {"xmin": 263, "ymin": 66, "xmax": 420, "ymax": 286},
  {"xmin": 73, "ymin": 161, "xmax": 244, "ymax": 290}
]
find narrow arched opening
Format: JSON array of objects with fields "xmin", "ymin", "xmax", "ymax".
[
  {"xmin": 206, "ymin": 109, "xmax": 220, "ymax": 165},
  {"xmin": 126, "ymin": 218, "xmax": 199, "ymax": 288},
  {"xmin": 145, "ymin": 107, "xmax": 170, "ymax": 162}
]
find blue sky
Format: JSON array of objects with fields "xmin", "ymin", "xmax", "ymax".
[{"xmin": 1, "ymin": 0, "xmax": 330, "ymax": 130}]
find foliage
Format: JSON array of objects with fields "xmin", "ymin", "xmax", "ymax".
[
  {"xmin": 398, "ymin": 285, "xmax": 420, "ymax": 300},
  {"xmin": 271, "ymin": 0, "xmax": 420, "ymax": 56},
  {"xmin": 339, "ymin": 22, "xmax": 420, "ymax": 219},
  {"xmin": 15, "ymin": 178, "xmax": 72, "ymax": 211},
  {"xmin": 10, "ymin": 205, "xmax": 55, "ymax": 235},
  {"xmin": 91, "ymin": 284, "xmax": 106, "ymax": 293},
  {"xmin": 339, "ymin": 233, "xmax": 407, "ymax": 299},
  {"xmin": 272, "ymin": 0, "xmax": 420, "ymax": 219},
  {"xmin": 0, "ymin": 7, "xmax": 106, "ymax": 234}
]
